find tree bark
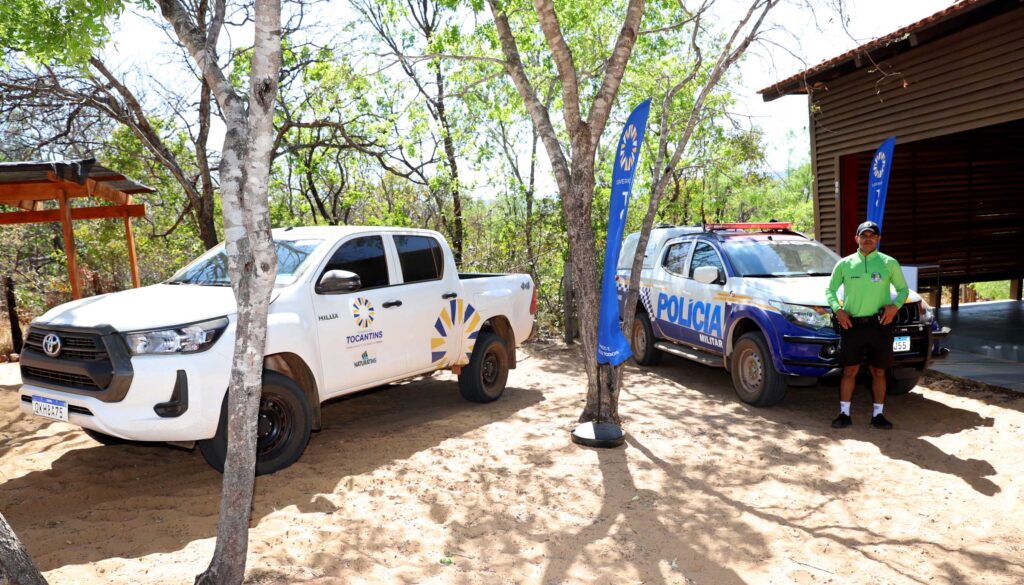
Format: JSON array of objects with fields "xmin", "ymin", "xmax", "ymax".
[
  {"xmin": 0, "ymin": 512, "xmax": 47, "ymax": 585},
  {"xmin": 3, "ymin": 276, "xmax": 22, "ymax": 354}
]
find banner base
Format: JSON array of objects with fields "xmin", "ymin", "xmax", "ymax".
[{"xmin": 570, "ymin": 421, "xmax": 626, "ymax": 448}]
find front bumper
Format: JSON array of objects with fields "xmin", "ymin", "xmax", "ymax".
[
  {"xmin": 19, "ymin": 341, "xmax": 231, "ymax": 442},
  {"xmin": 778, "ymin": 321, "xmax": 940, "ymax": 376}
]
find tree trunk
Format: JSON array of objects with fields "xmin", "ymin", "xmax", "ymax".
[
  {"xmin": 436, "ymin": 69, "xmax": 463, "ymax": 268},
  {"xmin": 155, "ymin": 1, "xmax": 281, "ymax": 584},
  {"xmin": 0, "ymin": 512, "xmax": 47, "ymax": 585},
  {"xmin": 3, "ymin": 276, "xmax": 22, "ymax": 353}
]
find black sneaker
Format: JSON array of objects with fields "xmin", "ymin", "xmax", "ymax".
[
  {"xmin": 831, "ymin": 413, "xmax": 852, "ymax": 428},
  {"xmin": 871, "ymin": 414, "xmax": 893, "ymax": 430}
]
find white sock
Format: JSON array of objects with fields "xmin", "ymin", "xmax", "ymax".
[
  {"xmin": 840, "ymin": 401, "xmax": 851, "ymax": 416},
  {"xmin": 873, "ymin": 403, "xmax": 884, "ymax": 417}
]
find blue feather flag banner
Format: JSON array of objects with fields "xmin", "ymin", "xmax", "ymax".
[
  {"xmin": 867, "ymin": 136, "xmax": 896, "ymax": 231},
  {"xmin": 596, "ymin": 99, "xmax": 651, "ymax": 366}
]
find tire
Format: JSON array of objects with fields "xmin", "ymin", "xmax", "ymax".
[
  {"xmin": 630, "ymin": 312, "xmax": 663, "ymax": 366},
  {"xmin": 886, "ymin": 372, "xmax": 920, "ymax": 396},
  {"xmin": 730, "ymin": 331, "xmax": 787, "ymax": 406},
  {"xmin": 198, "ymin": 371, "xmax": 312, "ymax": 476},
  {"xmin": 83, "ymin": 428, "xmax": 127, "ymax": 445},
  {"xmin": 458, "ymin": 331, "xmax": 510, "ymax": 403}
]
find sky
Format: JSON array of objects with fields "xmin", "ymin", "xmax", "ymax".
[
  {"xmin": 734, "ymin": 0, "xmax": 955, "ymax": 172},
  {"xmin": 104, "ymin": 0, "xmax": 959, "ymax": 184}
]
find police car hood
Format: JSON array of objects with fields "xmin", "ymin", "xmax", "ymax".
[
  {"xmin": 736, "ymin": 276, "xmax": 921, "ymax": 307},
  {"xmin": 34, "ymin": 284, "xmax": 266, "ymax": 331}
]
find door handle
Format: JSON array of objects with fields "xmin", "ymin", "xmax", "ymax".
[
  {"xmin": 441, "ymin": 292, "xmax": 458, "ymax": 299},
  {"xmin": 382, "ymin": 300, "xmax": 403, "ymax": 308}
]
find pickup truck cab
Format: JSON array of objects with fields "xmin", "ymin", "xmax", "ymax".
[
  {"xmin": 618, "ymin": 223, "xmax": 946, "ymax": 406},
  {"xmin": 20, "ymin": 226, "xmax": 536, "ymax": 474}
]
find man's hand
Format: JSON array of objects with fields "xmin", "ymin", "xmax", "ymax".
[
  {"xmin": 836, "ymin": 309, "xmax": 852, "ymax": 329},
  {"xmin": 880, "ymin": 304, "xmax": 899, "ymax": 326}
]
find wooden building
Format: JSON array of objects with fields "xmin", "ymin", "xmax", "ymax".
[
  {"xmin": 760, "ymin": 0, "xmax": 1024, "ymax": 306},
  {"xmin": 0, "ymin": 158, "xmax": 152, "ymax": 299}
]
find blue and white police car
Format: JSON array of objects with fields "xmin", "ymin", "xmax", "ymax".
[{"xmin": 617, "ymin": 222, "xmax": 947, "ymax": 406}]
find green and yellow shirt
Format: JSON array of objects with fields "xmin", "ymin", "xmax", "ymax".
[{"xmin": 825, "ymin": 250, "xmax": 909, "ymax": 317}]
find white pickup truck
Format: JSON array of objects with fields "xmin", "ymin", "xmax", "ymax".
[{"xmin": 19, "ymin": 227, "xmax": 536, "ymax": 474}]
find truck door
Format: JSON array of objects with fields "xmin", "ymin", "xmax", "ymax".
[
  {"xmin": 311, "ymin": 235, "xmax": 407, "ymax": 394},
  {"xmin": 680, "ymin": 240, "xmax": 728, "ymax": 354},
  {"xmin": 650, "ymin": 239, "xmax": 695, "ymax": 344},
  {"xmin": 387, "ymin": 233, "xmax": 471, "ymax": 375}
]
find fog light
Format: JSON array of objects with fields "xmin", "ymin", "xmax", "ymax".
[{"xmin": 822, "ymin": 344, "xmax": 838, "ymax": 357}]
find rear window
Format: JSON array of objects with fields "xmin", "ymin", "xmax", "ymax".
[{"xmin": 395, "ymin": 235, "xmax": 445, "ymax": 283}]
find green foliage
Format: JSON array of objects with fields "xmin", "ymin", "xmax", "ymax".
[
  {"xmin": 0, "ymin": 0, "xmax": 126, "ymax": 64},
  {"xmin": 972, "ymin": 281, "xmax": 1010, "ymax": 301}
]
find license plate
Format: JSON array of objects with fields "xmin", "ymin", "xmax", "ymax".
[
  {"xmin": 32, "ymin": 396, "xmax": 69, "ymax": 422},
  {"xmin": 893, "ymin": 336, "xmax": 911, "ymax": 352}
]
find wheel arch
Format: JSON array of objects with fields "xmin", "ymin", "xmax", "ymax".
[
  {"xmin": 725, "ymin": 316, "xmax": 764, "ymax": 371},
  {"xmin": 478, "ymin": 315, "xmax": 516, "ymax": 368},
  {"xmin": 264, "ymin": 352, "xmax": 321, "ymax": 431}
]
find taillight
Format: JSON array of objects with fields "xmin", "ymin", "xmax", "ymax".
[{"xmin": 529, "ymin": 286, "xmax": 538, "ymax": 315}]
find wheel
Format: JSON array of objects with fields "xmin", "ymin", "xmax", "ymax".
[
  {"xmin": 730, "ymin": 331, "xmax": 787, "ymax": 406},
  {"xmin": 198, "ymin": 371, "xmax": 312, "ymax": 476},
  {"xmin": 630, "ymin": 312, "xmax": 662, "ymax": 366},
  {"xmin": 458, "ymin": 331, "xmax": 510, "ymax": 403},
  {"xmin": 886, "ymin": 372, "xmax": 920, "ymax": 395},
  {"xmin": 83, "ymin": 428, "xmax": 127, "ymax": 445}
]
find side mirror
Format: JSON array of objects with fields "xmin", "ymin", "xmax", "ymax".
[
  {"xmin": 694, "ymin": 266, "xmax": 722, "ymax": 285},
  {"xmin": 316, "ymin": 270, "xmax": 361, "ymax": 294}
]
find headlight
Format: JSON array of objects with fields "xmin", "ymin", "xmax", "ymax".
[
  {"xmin": 919, "ymin": 299, "xmax": 934, "ymax": 322},
  {"xmin": 769, "ymin": 300, "xmax": 832, "ymax": 330},
  {"xmin": 123, "ymin": 317, "xmax": 229, "ymax": 355}
]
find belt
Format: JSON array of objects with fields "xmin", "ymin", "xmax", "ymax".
[{"xmin": 850, "ymin": 316, "xmax": 880, "ymax": 325}]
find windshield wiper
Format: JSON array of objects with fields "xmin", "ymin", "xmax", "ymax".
[{"xmin": 805, "ymin": 272, "xmax": 833, "ymax": 276}]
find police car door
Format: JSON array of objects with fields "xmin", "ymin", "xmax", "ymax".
[
  {"xmin": 650, "ymin": 238, "xmax": 695, "ymax": 345},
  {"xmin": 311, "ymin": 234, "xmax": 407, "ymax": 394},
  {"xmin": 680, "ymin": 240, "xmax": 727, "ymax": 354}
]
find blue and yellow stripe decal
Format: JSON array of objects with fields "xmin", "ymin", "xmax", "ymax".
[{"xmin": 431, "ymin": 299, "xmax": 482, "ymax": 367}]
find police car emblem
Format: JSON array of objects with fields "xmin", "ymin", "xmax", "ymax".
[{"xmin": 42, "ymin": 333, "xmax": 62, "ymax": 357}]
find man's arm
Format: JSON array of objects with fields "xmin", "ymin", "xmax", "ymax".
[
  {"xmin": 825, "ymin": 260, "xmax": 844, "ymax": 312},
  {"xmin": 889, "ymin": 259, "xmax": 910, "ymax": 308}
]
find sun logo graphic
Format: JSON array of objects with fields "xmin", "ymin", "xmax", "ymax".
[
  {"xmin": 618, "ymin": 124, "xmax": 639, "ymax": 172},
  {"xmin": 351, "ymin": 297, "xmax": 375, "ymax": 329},
  {"xmin": 872, "ymin": 151, "xmax": 887, "ymax": 179},
  {"xmin": 431, "ymin": 299, "xmax": 481, "ymax": 367}
]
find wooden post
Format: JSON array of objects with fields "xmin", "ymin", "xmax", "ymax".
[
  {"xmin": 1012, "ymin": 279, "xmax": 1023, "ymax": 301},
  {"xmin": 950, "ymin": 283, "xmax": 960, "ymax": 312},
  {"xmin": 124, "ymin": 198, "xmax": 141, "ymax": 288},
  {"xmin": 58, "ymin": 190, "xmax": 81, "ymax": 299}
]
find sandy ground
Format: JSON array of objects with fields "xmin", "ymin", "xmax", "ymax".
[{"xmin": 1, "ymin": 342, "xmax": 1022, "ymax": 585}]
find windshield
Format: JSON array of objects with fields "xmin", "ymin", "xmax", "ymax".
[
  {"xmin": 168, "ymin": 239, "xmax": 325, "ymax": 286},
  {"xmin": 722, "ymin": 238, "xmax": 840, "ymax": 277}
]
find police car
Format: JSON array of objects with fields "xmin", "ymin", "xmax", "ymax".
[{"xmin": 617, "ymin": 222, "xmax": 946, "ymax": 406}]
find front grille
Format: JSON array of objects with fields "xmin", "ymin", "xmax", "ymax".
[
  {"xmin": 22, "ymin": 366, "xmax": 101, "ymax": 391},
  {"xmin": 25, "ymin": 330, "xmax": 108, "ymax": 361},
  {"xmin": 895, "ymin": 302, "xmax": 921, "ymax": 325}
]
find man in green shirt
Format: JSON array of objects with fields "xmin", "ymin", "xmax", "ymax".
[{"xmin": 825, "ymin": 220, "xmax": 909, "ymax": 430}]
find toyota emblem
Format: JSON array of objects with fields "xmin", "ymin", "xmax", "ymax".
[{"xmin": 42, "ymin": 333, "xmax": 62, "ymax": 357}]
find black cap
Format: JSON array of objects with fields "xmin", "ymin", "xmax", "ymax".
[{"xmin": 856, "ymin": 220, "xmax": 880, "ymax": 236}]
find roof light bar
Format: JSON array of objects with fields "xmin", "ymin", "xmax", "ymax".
[{"xmin": 705, "ymin": 222, "xmax": 792, "ymax": 231}]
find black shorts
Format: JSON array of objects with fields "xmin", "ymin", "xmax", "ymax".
[{"xmin": 838, "ymin": 322, "xmax": 895, "ymax": 369}]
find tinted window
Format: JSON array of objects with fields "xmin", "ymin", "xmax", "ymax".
[
  {"xmin": 662, "ymin": 241, "xmax": 693, "ymax": 275},
  {"xmin": 322, "ymin": 236, "xmax": 389, "ymax": 289},
  {"xmin": 395, "ymin": 235, "xmax": 444, "ymax": 283},
  {"xmin": 689, "ymin": 241, "xmax": 725, "ymax": 281}
]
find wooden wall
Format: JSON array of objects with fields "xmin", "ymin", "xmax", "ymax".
[{"xmin": 809, "ymin": 5, "xmax": 1024, "ymax": 264}]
